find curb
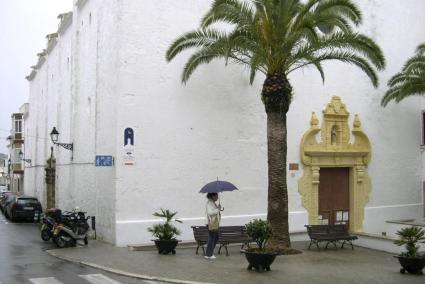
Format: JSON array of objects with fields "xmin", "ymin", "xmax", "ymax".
[{"xmin": 46, "ymin": 250, "xmax": 215, "ymax": 284}]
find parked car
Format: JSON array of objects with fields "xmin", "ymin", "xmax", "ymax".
[
  {"xmin": 5, "ymin": 195, "xmax": 42, "ymax": 222},
  {"xmin": 0, "ymin": 185, "xmax": 7, "ymax": 192},
  {"xmin": 0, "ymin": 191, "xmax": 15, "ymax": 213}
]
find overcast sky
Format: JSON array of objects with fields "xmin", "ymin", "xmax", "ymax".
[{"xmin": 0, "ymin": 0, "xmax": 73, "ymax": 154}]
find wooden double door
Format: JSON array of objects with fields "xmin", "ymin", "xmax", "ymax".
[{"xmin": 319, "ymin": 167, "xmax": 350, "ymax": 226}]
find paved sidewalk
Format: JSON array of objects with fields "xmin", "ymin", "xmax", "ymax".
[{"xmin": 46, "ymin": 241, "xmax": 424, "ymax": 284}]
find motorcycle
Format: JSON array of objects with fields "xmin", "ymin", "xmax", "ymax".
[
  {"xmin": 40, "ymin": 208, "xmax": 69, "ymax": 242},
  {"xmin": 40, "ymin": 208, "xmax": 65, "ymax": 242},
  {"xmin": 53, "ymin": 211, "xmax": 90, "ymax": 248},
  {"xmin": 40, "ymin": 216, "xmax": 56, "ymax": 241}
]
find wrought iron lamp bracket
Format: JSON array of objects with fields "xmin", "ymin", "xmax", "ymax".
[{"xmin": 54, "ymin": 142, "xmax": 73, "ymax": 151}]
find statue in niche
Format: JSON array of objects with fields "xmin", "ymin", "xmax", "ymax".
[{"xmin": 331, "ymin": 126, "xmax": 338, "ymax": 145}]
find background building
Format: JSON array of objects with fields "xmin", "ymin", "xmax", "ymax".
[
  {"xmin": 0, "ymin": 153, "xmax": 7, "ymax": 188},
  {"xmin": 24, "ymin": 0, "xmax": 425, "ymax": 248},
  {"xmin": 8, "ymin": 112, "xmax": 24, "ymax": 193}
]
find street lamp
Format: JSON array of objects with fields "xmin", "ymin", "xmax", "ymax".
[
  {"xmin": 18, "ymin": 150, "xmax": 32, "ymax": 164},
  {"xmin": 50, "ymin": 127, "xmax": 73, "ymax": 151}
]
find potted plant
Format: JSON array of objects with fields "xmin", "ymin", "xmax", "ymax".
[
  {"xmin": 394, "ymin": 226, "xmax": 425, "ymax": 275},
  {"xmin": 147, "ymin": 208, "xmax": 182, "ymax": 255},
  {"xmin": 241, "ymin": 219, "xmax": 277, "ymax": 272}
]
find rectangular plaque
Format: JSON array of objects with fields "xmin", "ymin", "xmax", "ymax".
[
  {"xmin": 343, "ymin": 211, "xmax": 349, "ymax": 221},
  {"xmin": 289, "ymin": 163, "xmax": 299, "ymax": 171},
  {"xmin": 336, "ymin": 211, "xmax": 343, "ymax": 222}
]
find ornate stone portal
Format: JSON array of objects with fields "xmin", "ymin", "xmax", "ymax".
[{"xmin": 298, "ymin": 96, "xmax": 371, "ymax": 232}]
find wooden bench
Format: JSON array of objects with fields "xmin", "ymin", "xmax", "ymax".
[
  {"xmin": 305, "ymin": 224, "xmax": 358, "ymax": 250},
  {"xmin": 191, "ymin": 225, "xmax": 254, "ymax": 256}
]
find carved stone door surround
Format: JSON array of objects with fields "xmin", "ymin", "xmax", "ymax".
[{"xmin": 298, "ymin": 96, "xmax": 371, "ymax": 232}]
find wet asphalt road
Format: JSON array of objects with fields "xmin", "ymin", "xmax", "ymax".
[{"xmin": 0, "ymin": 213, "xmax": 155, "ymax": 284}]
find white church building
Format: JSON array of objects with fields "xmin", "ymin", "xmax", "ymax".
[{"xmin": 24, "ymin": 0, "xmax": 425, "ymax": 248}]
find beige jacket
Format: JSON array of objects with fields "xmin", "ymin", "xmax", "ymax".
[{"xmin": 205, "ymin": 199, "xmax": 221, "ymax": 225}]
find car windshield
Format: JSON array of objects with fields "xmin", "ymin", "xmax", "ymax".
[
  {"xmin": 6, "ymin": 195, "xmax": 15, "ymax": 201},
  {"xmin": 17, "ymin": 199, "xmax": 38, "ymax": 205}
]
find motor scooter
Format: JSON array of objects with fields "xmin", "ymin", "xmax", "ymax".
[{"xmin": 53, "ymin": 211, "xmax": 90, "ymax": 248}]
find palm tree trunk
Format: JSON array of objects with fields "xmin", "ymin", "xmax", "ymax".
[
  {"xmin": 266, "ymin": 111, "xmax": 290, "ymax": 248},
  {"xmin": 262, "ymin": 73, "xmax": 292, "ymax": 248}
]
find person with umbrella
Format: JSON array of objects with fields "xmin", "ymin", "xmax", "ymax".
[
  {"xmin": 204, "ymin": 192, "xmax": 221, "ymax": 259},
  {"xmin": 200, "ymin": 180, "xmax": 237, "ymax": 260}
]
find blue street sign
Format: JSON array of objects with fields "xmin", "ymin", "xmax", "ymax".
[{"xmin": 95, "ymin": 155, "xmax": 113, "ymax": 167}]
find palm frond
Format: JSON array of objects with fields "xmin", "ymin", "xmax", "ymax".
[
  {"xmin": 314, "ymin": 0, "xmax": 362, "ymax": 26},
  {"xmin": 289, "ymin": 50, "xmax": 379, "ymax": 87},
  {"xmin": 314, "ymin": 13, "xmax": 353, "ymax": 34},
  {"xmin": 316, "ymin": 33, "xmax": 385, "ymax": 69},
  {"xmin": 388, "ymin": 71, "xmax": 423, "ymax": 87},
  {"xmin": 416, "ymin": 43, "xmax": 425, "ymax": 53},
  {"xmin": 382, "ymin": 43, "xmax": 425, "ymax": 106},
  {"xmin": 201, "ymin": 0, "xmax": 255, "ymax": 28},
  {"xmin": 166, "ymin": 0, "xmax": 384, "ymax": 88},
  {"xmin": 305, "ymin": 54, "xmax": 326, "ymax": 83},
  {"xmin": 181, "ymin": 46, "xmax": 227, "ymax": 83},
  {"xmin": 401, "ymin": 55, "xmax": 425, "ymax": 73},
  {"xmin": 166, "ymin": 29, "xmax": 226, "ymax": 62}
]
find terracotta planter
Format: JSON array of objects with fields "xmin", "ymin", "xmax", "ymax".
[
  {"xmin": 154, "ymin": 239, "xmax": 179, "ymax": 255},
  {"xmin": 241, "ymin": 249, "xmax": 278, "ymax": 272},
  {"xmin": 395, "ymin": 255, "xmax": 425, "ymax": 275}
]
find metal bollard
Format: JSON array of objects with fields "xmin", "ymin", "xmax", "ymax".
[{"xmin": 91, "ymin": 216, "xmax": 96, "ymax": 239}]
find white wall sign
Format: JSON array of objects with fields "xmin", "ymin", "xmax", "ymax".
[{"xmin": 123, "ymin": 127, "xmax": 135, "ymax": 165}]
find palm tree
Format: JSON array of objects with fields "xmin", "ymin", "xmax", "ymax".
[
  {"xmin": 147, "ymin": 209, "xmax": 183, "ymax": 240},
  {"xmin": 166, "ymin": 0, "xmax": 385, "ymax": 248},
  {"xmin": 381, "ymin": 43, "xmax": 425, "ymax": 106}
]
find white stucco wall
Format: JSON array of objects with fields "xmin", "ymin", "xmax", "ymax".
[
  {"xmin": 25, "ymin": 0, "xmax": 118, "ymax": 243},
  {"xmin": 356, "ymin": 0, "xmax": 425, "ymax": 234},
  {"xmin": 26, "ymin": 0, "xmax": 425, "ymax": 246},
  {"xmin": 25, "ymin": 19, "xmax": 73, "ymax": 206},
  {"xmin": 113, "ymin": 0, "xmax": 425, "ymax": 246},
  {"xmin": 84, "ymin": 0, "xmax": 120, "ymax": 243},
  {"xmin": 114, "ymin": 0, "xmax": 269, "ymax": 246}
]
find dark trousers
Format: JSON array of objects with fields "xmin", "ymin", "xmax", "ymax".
[{"xmin": 206, "ymin": 230, "xmax": 219, "ymax": 257}]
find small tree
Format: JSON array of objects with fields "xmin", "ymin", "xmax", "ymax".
[
  {"xmin": 245, "ymin": 219, "xmax": 273, "ymax": 251},
  {"xmin": 394, "ymin": 226, "xmax": 425, "ymax": 258},
  {"xmin": 147, "ymin": 209, "xmax": 182, "ymax": 240}
]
